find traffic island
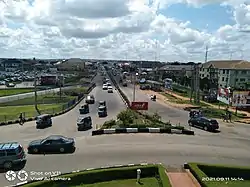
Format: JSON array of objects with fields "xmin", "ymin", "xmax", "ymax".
[
  {"xmin": 94, "ymin": 109, "xmax": 194, "ymax": 136},
  {"xmin": 184, "ymin": 162, "xmax": 250, "ymax": 187},
  {"xmin": 17, "ymin": 164, "xmax": 171, "ymax": 187}
]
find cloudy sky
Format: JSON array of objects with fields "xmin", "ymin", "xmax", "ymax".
[{"xmin": 0, "ymin": 0, "xmax": 250, "ymax": 62}]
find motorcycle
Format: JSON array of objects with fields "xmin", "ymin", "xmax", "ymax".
[{"xmin": 150, "ymin": 95, "xmax": 156, "ymax": 101}]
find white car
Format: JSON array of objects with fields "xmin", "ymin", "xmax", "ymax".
[
  {"xmin": 107, "ymin": 86, "xmax": 113, "ymax": 93},
  {"xmin": 107, "ymin": 82, "xmax": 111, "ymax": 86},
  {"xmin": 102, "ymin": 84, "xmax": 108, "ymax": 90}
]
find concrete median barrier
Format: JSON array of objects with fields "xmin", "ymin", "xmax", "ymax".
[{"xmin": 92, "ymin": 128, "xmax": 194, "ymax": 136}]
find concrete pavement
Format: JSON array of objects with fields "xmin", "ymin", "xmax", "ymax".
[{"xmin": 1, "ymin": 134, "xmax": 250, "ymax": 186}]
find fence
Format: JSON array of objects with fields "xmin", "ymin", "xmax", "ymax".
[{"xmin": 0, "ymin": 86, "xmax": 91, "ymax": 123}]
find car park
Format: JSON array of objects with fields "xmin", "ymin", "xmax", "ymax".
[
  {"xmin": 77, "ymin": 116, "xmax": 92, "ymax": 131},
  {"xmin": 85, "ymin": 95, "xmax": 95, "ymax": 104},
  {"xmin": 36, "ymin": 114, "xmax": 52, "ymax": 129},
  {"xmin": 27, "ymin": 135, "xmax": 75, "ymax": 154},
  {"xmin": 0, "ymin": 142, "xmax": 26, "ymax": 170},
  {"xmin": 107, "ymin": 86, "xmax": 113, "ymax": 93},
  {"xmin": 79, "ymin": 104, "xmax": 89, "ymax": 114},
  {"xmin": 188, "ymin": 116, "xmax": 219, "ymax": 131}
]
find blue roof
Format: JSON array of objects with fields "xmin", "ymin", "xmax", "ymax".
[{"xmin": 0, "ymin": 142, "xmax": 20, "ymax": 150}]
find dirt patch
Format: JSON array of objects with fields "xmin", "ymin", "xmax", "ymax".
[{"xmin": 167, "ymin": 171, "xmax": 200, "ymax": 187}]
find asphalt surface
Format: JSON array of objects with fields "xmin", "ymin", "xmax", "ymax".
[
  {"xmin": 113, "ymin": 74, "xmax": 250, "ymax": 139},
  {"xmin": 0, "ymin": 72, "xmax": 250, "ymax": 186},
  {"xmin": 1, "ymin": 134, "xmax": 250, "ymax": 186}
]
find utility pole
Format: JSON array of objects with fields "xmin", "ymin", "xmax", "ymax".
[
  {"xmin": 133, "ymin": 75, "xmax": 136, "ymax": 101},
  {"xmin": 59, "ymin": 75, "xmax": 62, "ymax": 100},
  {"xmin": 33, "ymin": 58, "xmax": 40, "ymax": 115}
]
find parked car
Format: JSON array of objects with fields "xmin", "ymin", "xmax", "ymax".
[
  {"xmin": 0, "ymin": 142, "xmax": 26, "ymax": 170},
  {"xmin": 27, "ymin": 135, "xmax": 75, "ymax": 154},
  {"xmin": 77, "ymin": 116, "xmax": 92, "ymax": 131},
  {"xmin": 188, "ymin": 117, "xmax": 219, "ymax": 131},
  {"xmin": 36, "ymin": 114, "xmax": 52, "ymax": 129},
  {"xmin": 99, "ymin": 101, "xmax": 106, "ymax": 107},
  {"xmin": 85, "ymin": 95, "xmax": 95, "ymax": 104}
]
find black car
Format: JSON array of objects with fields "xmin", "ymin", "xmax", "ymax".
[
  {"xmin": 188, "ymin": 117, "xmax": 219, "ymax": 131},
  {"xmin": 27, "ymin": 135, "xmax": 75, "ymax": 154},
  {"xmin": 36, "ymin": 114, "xmax": 52, "ymax": 129},
  {"xmin": 77, "ymin": 116, "xmax": 92, "ymax": 131}
]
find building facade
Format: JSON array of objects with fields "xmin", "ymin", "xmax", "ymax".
[{"xmin": 200, "ymin": 60, "xmax": 250, "ymax": 89}]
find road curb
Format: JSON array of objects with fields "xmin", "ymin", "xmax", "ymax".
[
  {"xmin": 0, "ymin": 83, "xmax": 96, "ymax": 126},
  {"xmin": 235, "ymin": 120, "xmax": 250, "ymax": 124},
  {"xmin": 92, "ymin": 128, "xmax": 194, "ymax": 136},
  {"xmin": 7, "ymin": 163, "xmax": 159, "ymax": 187}
]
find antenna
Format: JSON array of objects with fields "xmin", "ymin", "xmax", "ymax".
[{"xmin": 205, "ymin": 45, "xmax": 208, "ymax": 63}]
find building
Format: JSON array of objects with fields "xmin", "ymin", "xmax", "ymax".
[
  {"xmin": 40, "ymin": 74, "xmax": 64, "ymax": 86},
  {"xmin": 57, "ymin": 58, "xmax": 85, "ymax": 71},
  {"xmin": 0, "ymin": 58, "xmax": 36, "ymax": 72},
  {"xmin": 200, "ymin": 60, "xmax": 250, "ymax": 89}
]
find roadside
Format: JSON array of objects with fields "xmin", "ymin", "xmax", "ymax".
[
  {"xmin": 138, "ymin": 88, "xmax": 249, "ymax": 125},
  {"xmin": 0, "ymin": 88, "xmax": 35, "ymax": 97},
  {"xmin": 0, "ymin": 87, "xmax": 88, "ymax": 123}
]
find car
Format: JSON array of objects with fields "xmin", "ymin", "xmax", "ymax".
[
  {"xmin": 0, "ymin": 142, "xmax": 26, "ymax": 170},
  {"xmin": 107, "ymin": 82, "xmax": 111, "ymax": 86},
  {"xmin": 27, "ymin": 135, "xmax": 75, "ymax": 154},
  {"xmin": 85, "ymin": 95, "xmax": 95, "ymax": 104},
  {"xmin": 36, "ymin": 114, "xmax": 52, "ymax": 129},
  {"xmin": 98, "ymin": 106, "xmax": 107, "ymax": 117},
  {"xmin": 77, "ymin": 116, "xmax": 92, "ymax": 131},
  {"xmin": 99, "ymin": 101, "xmax": 106, "ymax": 107},
  {"xmin": 107, "ymin": 86, "xmax": 113, "ymax": 93},
  {"xmin": 102, "ymin": 84, "xmax": 108, "ymax": 90},
  {"xmin": 188, "ymin": 117, "xmax": 219, "ymax": 131},
  {"xmin": 122, "ymin": 82, "xmax": 127, "ymax": 86},
  {"xmin": 79, "ymin": 104, "xmax": 89, "ymax": 114}
]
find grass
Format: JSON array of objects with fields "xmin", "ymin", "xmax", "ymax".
[
  {"xmin": 0, "ymin": 94, "xmax": 75, "ymax": 107},
  {"xmin": 22, "ymin": 164, "xmax": 171, "ymax": 187},
  {"xmin": 73, "ymin": 177, "xmax": 159, "ymax": 187},
  {"xmin": 0, "ymin": 104, "xmax": 66, "ymax": 122},
  {"xmin": 100, "ymin": 109, "xmax": 185, "ymax": 129},
  {"xmin": 188, "ymin": 162, "xmax": 250, "ymax": 187},
  {"xmin": 0, "ymin": 88, "xmax": 34, "ymax": 97}
]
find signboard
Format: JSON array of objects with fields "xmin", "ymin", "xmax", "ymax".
[
  {"xmin": 232, "ymin": 91, "xmax": 250, "ymax": 107},
  {"xmin": 130, "ymin": 102, "xmax": 148, "ymax": 110},
  {"xmin": 217, "ymin": 87, "xmax": 230, "ymax": 105}
]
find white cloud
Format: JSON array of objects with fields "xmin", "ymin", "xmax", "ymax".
[{"xmin": 0, "ymin": 0, "xmax": 249, "ymax": 61}]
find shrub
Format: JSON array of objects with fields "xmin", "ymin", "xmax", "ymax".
[
  {"xmin": 117, "ymin": 109, "xmax": 135, "ymax": 127},
  {"xmin": 102, "ymin": 119, "xmax": 116, "ymax": 128},
  {"xmin": 22, "ymin": 165, "xmax": 170, "ymax": 187}
]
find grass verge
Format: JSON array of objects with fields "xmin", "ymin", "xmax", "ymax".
[
  {"xmin": 100, "ymin": 109, "xmax": 185, "ymax": 130},
  {"xmin": 0, "ymin": 104, "xmax": 65, "ymax": 122},
  {"xmin": 0, "ymin": 88, "xmax": 35, "ymax": 97},
  {"xmin": 22, "ymin": 164, "xmax": 171, "ymax": 187},
  {"xmin": 73, "ymin": 177, "xmax": 158, "ymax": 187},
  {"xmin": 0, "ymin": 94, "xmax": 75, "ymax": 107},
  {"xmin": 187, "ymin": 162, "xmax": 250, "ymax": 187}
]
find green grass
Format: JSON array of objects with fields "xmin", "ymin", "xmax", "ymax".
[
  {"xmin": 0, "ymin": 104, "xmax": 66, "ymax": 122},
  {"xmin": 73, "ymin": 177, "xmax": 159, "ymax": 187},
  {"xmin": 0, "ymin": 88, "xmax": 34, "ymax": 97},
  {"xmin": 188, "ymin": 163, "xmax": 250, "ymax": 187},
  {"xmin": 0, "ymin": 94, "xmax": 75, "ymax": 107}
]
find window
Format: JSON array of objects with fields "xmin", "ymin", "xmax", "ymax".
[
  {"xmin": 241, "ymin": 70, "xmax": 247, "ymax": 74},
  {"xmin": 223, "ymin": 70, "xmax": 225, "ymax": 74},
  {"xmin": 6, "ymin": 150, "xmax": 17, "ymax": 156},
  {"xmin": 240, "ymin": 78, "xmax": 246, "ymax": 82},
  {"xmin": 0, "ymin": 150, "xmax": 5, "ymax": 157},
  {"xmin": 226, "ymin": 70, "xmax": 229, "ymax": 74},
  {"xmin": 235, "ymin": 78, "xmax": 238, "ymax": 82},
  {"xmin": 222, "ymin": 77, "xmax": 225, "ymax": 81},
  {"xmin": 226, "ymin": 78, "xmax": 228, "ymax": 82}
]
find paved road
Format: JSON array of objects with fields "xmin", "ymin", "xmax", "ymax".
[
  {"xmin": 1, "ymin": 134, "xmax": 250, "ymax": 186},
  {"xmin": 113, "ymin": 74, "xmax": 250, "ymax": 139}
]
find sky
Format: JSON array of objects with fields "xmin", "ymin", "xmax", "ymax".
[{"xmin": 0, "ymin": 0, "xmax": 250, "ymax": 62}]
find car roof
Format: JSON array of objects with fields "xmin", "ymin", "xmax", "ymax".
[
  {"xmin": 46, "ymin": 135, "xmax": 68, "ymax": 140},
  {"xmin": 0, "ymin": 142, "xmax": 20, "ymax": 151},
  {"xmin": 37, "ymin": 114, "xmax": 50, "ymax": 118}
]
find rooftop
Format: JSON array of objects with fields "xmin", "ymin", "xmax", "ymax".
[{"xmin": 202, "ymin": 60, "xmax": 250, "ymax": 69}]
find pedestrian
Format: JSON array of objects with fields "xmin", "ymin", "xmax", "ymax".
[
  {"xmin": 228, "ymin": 111, "xmax": 232, "ymax": 122},
  {"xmin": 19, "ymin": 113, "xmax": 23, "ymax": 125}
]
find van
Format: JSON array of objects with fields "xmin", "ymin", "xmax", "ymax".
[{"xmin": 0, "ymin": 142, "xmax": 26, "ymax": 170}]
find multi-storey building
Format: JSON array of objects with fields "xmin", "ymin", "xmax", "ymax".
[{"xmin": 200, "ymin": 60, "xmax": 250, "ymax": 89}]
